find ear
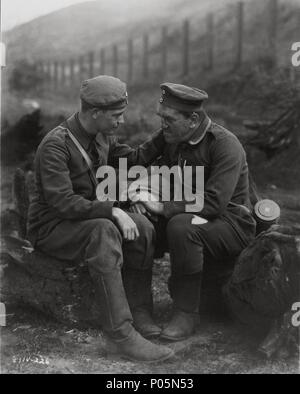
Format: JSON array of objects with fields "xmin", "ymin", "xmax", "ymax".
[
  {"xmin": 189, "ymin": 112, "xmax": 200, "ymax": 129},
  {"xmin": 91, "ymin": 108, "xmax": 100, "ymax": 119}
]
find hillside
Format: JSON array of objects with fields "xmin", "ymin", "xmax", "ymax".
[{"xmin": 3, "ymin": 0, "xmax": 243, "ymax": 63}]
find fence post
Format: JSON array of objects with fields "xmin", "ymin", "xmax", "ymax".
[
  {"xmin": 268, "ymin": 0, "xmax": 278, "ymax": 66},
  {"xmin": 38, "ymin": 62, "xmax": 44, "ymax": 84},
  {"xmin": 161, "ymin": 26, "xmax": 168, "ymax": 79},
  {"xmin": 235, "ymin": 1, "xmax": 244, "ymax": 68},
  {"xmin": 45, "ymin": 61, "xmax": 51, "ymax": 87},
  {"xmin": 143, "ymin": 34, "xmax": 149, "ymax": 79},
  {"xmin": 61, "ymin": 61, "xmax": 66, "ymax": 88},
  {"xmin": 48, "ymin": 62, "xmax": 53, "ymax": 87},
  {"xmin": 88, "ymin": 51, "xmax": 94, "ymax": 78},
  {"xmin": 100, "ymin": 48, "xmax": 106, "ymax": 74},
  {"xmin": 53, "ymin": 61, "xmax": 58, "ymax": 89},
  {"xmin": 182, "ymin": 19, "xmax": 190, "ymax": 78},
  {"xmin": 79, "ymin": 55, "xmax": 84, "ymax": 81},
  {"xmin": 206, "ymin": 13, "xmax": 214, "ymax": 70},
  {"xmin": 58, "ymin": 62, "xmax": 62, "ymax": 87},
  {"xmin": 38, "ymin": 62, "xmax": 44, "ymax": 75},
  {"xmin": 113, "ymin": 44, "xmax": 118, "ymax": 77},
  {"xmin": 128, "ymin": 38, "xmax": 133, "ymax": 83},
  {"xmin": 43, "ymin": 62, "xmax": 47, "ymax": 77},
  {"xmin": 38, "ymin": 62, "xmax": 45, "ymax": 89},
  {"xmin": 49, "ymin": 61, "xmax": 53, "ymax": 86},
  {"xmin": 69, "ymin": 58, "xmax": 74, "ymax": 86}
]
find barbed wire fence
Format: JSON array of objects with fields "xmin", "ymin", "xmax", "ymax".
[{"xmin": 36, "ymin": 0, "xmax": 300, "ymax": 93}]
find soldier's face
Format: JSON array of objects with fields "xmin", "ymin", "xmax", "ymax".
[
  {"xmin": 157, "ymin": 105, "xmax": 195, "ymax": 144},
  {"xmin": 94, "ymin": 109, "xmax": 125, "ymax": 135}
]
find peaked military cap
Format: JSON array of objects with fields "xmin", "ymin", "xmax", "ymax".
[
  {"xmin": 80, "ymin": 75, "xmax": 128, "ymax": 110},
  {"xmin": 159, "ymin": 82, "xmax": 208, "ymax": 112}
]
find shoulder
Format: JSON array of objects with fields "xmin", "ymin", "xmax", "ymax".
[
  {"xmin": 39, "ymin": 125, "xmax": 69, "ymax": 149},
  {"xmin": 208, "ymin": 122, "xmax": 245, "ymax": 157},
  {"xmin": 209, "ymin": 122, "xmax": 244, "ymax": 148},
  {"xmin": 36, "ymin": 125, "xmax": 70, "ymax": 158},
  {"xmin": 209, "ymin": 122, "xmax": 238, "ymax": 141}
]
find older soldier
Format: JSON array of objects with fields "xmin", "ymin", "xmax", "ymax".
[
  {"xmin": 27, "ymin": 76, "xmax": 174, "ymax": 362},
  {"xmin": 132, "ymin": 83, "xmax": 256, "ymax": 341}
]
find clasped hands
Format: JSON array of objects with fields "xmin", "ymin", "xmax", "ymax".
[
  {"xmin": 128, "ymin": 190, "xmax": 164, "ymax": 220},
  {"xmin": 129, "ymin": 200, "xmax": 164, "ymax": 218},
  {"xmin": 112, "ymin": 191, "xmax": 164, "ymax": 242}
]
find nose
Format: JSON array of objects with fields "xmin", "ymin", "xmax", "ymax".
[
  {"xmin": 161, "ymin": 119, "xmax": 168, "ymax": 129},
  {"xmin": 119, "ymin": 114, "xmax": 125, "ymax": 124}
]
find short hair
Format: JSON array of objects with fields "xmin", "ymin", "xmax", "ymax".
[{"xmin": 80, "ymin": 99, "xmax": 95, "ymax": 113}]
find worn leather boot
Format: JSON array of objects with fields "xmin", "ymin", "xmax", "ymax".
[
  {"xmin": 161, "ymin": 310, "xmax": 196, "ymax": 341},
  {"xmin": 88, "ymin": 267, "xmax": 134, "ymax": 341},
  {"xmin": 104, "ymin": 329, "xmax": 175, "ymax": 363},
  {"xmin": 89, "ymin": 259, "xmax": 173, "ymax": 362},
  {"xmin": 161, "ymin": 273, "xmax": 202, "ymax": 341},
  {"xmin": 132, "ymin": 309, "xmax": 162, "ymax": 339},
  {"xmin": 123, "ymin": 268, "xmax": 161, "ymax": 338}
]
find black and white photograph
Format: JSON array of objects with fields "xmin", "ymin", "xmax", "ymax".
[{"xmin": 0, "ymin": 0, "xmax": 299, "ymax": 376}]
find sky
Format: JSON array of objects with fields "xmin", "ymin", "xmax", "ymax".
[
  {"xmin": 1, "ymin": 0, "xmax": 92, "ymax": 31},
  {"xmin": 4, "ymin": 0, "xmax": 296, "ymax": 32}
]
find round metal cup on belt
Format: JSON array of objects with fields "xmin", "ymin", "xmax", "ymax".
[{"xmin": 254, "ymin": 199, "xmax": 280, "ymax": 222}]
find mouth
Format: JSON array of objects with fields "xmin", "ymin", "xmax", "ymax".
[
  {"xmin": 163, "ymin": 130, "xmax": 172, "ymax": 139},
  {"xmin": 106, "ymin": 129, "xmax": 115, "ymax": 135}
]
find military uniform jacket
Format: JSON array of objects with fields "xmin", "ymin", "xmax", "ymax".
[
  {"xmin": 27, "ymin": 113, "xmax": 165, "ymax": 245},
  {"xmin": 161, "ymin": 115, "xmax": 256, "ymax": 245}
]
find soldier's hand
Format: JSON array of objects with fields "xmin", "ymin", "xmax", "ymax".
[
  {"xmin": 129, "ymin": 202, "xmax": 159, "ymax": 223},
  {"xmin": 112, "ymin": 208, "xmax": 140, "ymax": 241},
  {"xmin": 140, "ymin": 201, "xmax": 164, "ymax": 216},
  {"xmin": 129, "ymin": 202, "xmax": 148, "ymax": 215}
]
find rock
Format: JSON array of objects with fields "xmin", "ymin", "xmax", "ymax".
[
  {"xmin": 224, "ymin": 224, "xmax": 300, "ymax": 357},
  {"xmin": 1, "ymin": 235, "xmax": 103, "ymax": 328}
]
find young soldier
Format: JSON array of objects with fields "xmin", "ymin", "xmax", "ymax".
[
  {"xmin": 132, "ymin": 82, "xmax": 256, "ymax": 341},
  {"xmin": 27, "ymin": 76, "xmax": 174, "ymax": 362}
]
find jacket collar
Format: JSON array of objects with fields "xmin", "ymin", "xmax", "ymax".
[
  {"xmin": 188, "ymin": 113, "xmax": 212, "ymax": 145},
  {"xmin": 66, "ymin": 113, "xmax": 95, "ymax": 150}
]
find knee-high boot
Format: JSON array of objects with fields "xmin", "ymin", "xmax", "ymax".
[
  {"xmin": 89, "ymin": 266, "xmax": 134, "ymax": 341},
  {"xmin": 122, "ymin": 268, "xmax": 162, "ymax": 338},
  {"xmin": 89, "ymin": 266, "xmax": 174, "ymax": 362},
  {"xmin": 162, "ymin": 273, "xmax": 202, "ymax": 341}
]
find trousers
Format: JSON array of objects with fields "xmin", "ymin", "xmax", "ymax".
[
  {"xmin": 154, "ymin": 213, "xmax": 253, "ymax": 313},
  {"xmin": 35, "ymin": 213, "xmax": 155, "ymax": 341}
]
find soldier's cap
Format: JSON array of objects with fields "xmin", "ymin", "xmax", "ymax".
[
  {"xmin": 159, "ymin": 82, "xmax": 208, "ymax": 112},
  {"xmin": 80, "ymin": 75, "xmax": 128, "ymax": 110}
]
